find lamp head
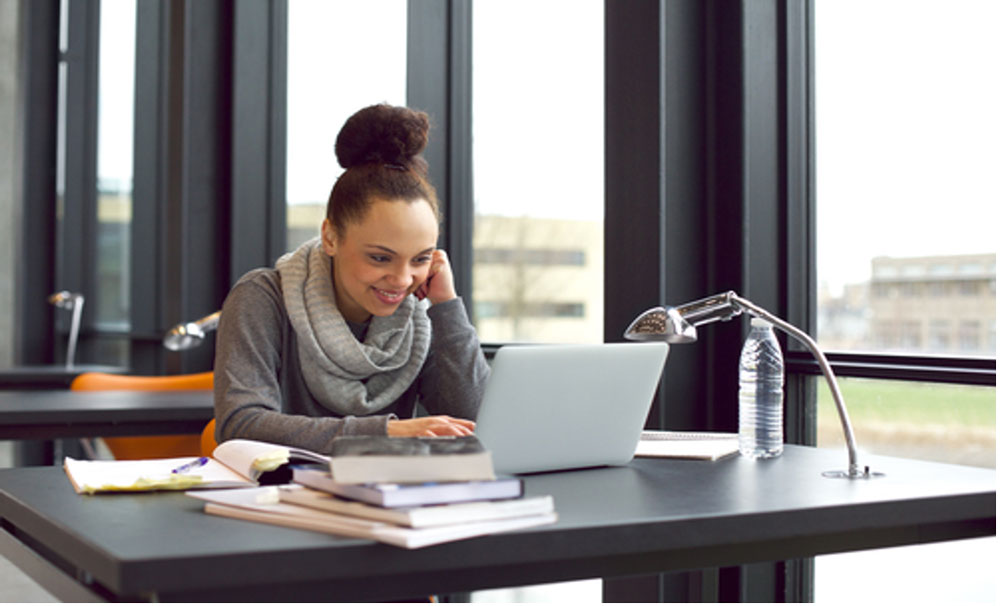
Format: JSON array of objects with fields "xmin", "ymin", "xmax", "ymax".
[
  {"xmin": 163, "ymin": 311, "xmax": 221, "ymax": 351},
  {"xmin": 48, "ymin": 291, "xmax": 83, "ymax": 310},
  {"xmin": 623, "ymin": 306, "xmax": 698, "ymax": 344}
]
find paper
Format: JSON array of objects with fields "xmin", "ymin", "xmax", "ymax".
[
  {"xmin": 63, "ymin": 456, "xmax": 253, "ymax": 494},
  {"xmin": 634, "ymin": 431, "xmax": 739, "ymax": 461}
]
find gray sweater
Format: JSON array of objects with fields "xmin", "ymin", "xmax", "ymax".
[{"xmin": 213, "ymin": 268, "xmax": 490, "ymax": 454}]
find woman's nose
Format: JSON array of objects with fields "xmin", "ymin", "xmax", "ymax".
[{"xmin": 386, "ymin": 265, "xmax": 414, "ymax": 289}]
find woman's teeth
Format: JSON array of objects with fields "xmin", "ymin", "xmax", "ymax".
[{"xmin": 375, "ymin": 288, "xmax": 405, "ymax": 303}]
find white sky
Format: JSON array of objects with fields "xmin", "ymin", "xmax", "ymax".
[
  {"xmin": 815, "ymin": 0, "xmax": 999, "ymax": 291},
  {"xmin": 97, "ymin": 0, "xmax": 998, "ymax": 292}
]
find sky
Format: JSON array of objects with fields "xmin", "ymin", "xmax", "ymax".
[
  {"xmin": 814, "ymin": 0, "xmax": 999, "ymax": 291},
  {"xmin": 96, "ymin": 0, "xmax": 998, "ymax": 294}
]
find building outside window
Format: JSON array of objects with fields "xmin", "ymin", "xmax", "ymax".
[{"xmin": 470, "ymin": 0, "xmax": 604, "ymax": 345}]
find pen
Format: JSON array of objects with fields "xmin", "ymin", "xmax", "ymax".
[{"xmin": 171, "ymin": 456, "xmax": 209, "ymax": 474}]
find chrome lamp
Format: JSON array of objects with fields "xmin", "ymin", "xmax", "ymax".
[
  {"xmin": 624, "ymin": 290, "xmax": 881, "ymax": 479},
  {"xmin": 163, "ymin": 311, "xmax": 221, "ymax": 351},
  {"xmin": 48, "ymin": 291, "xmax": 85, "ymax": 368}
]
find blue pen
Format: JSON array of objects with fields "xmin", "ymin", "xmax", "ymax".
[{"xmin": 171, "ymin": 456, "xmax": 209, "ymax": 474}]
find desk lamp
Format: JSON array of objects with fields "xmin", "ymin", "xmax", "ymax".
[
  {"xmin": 624, "ymin": 290, "xmax": 880, "ymax": 479},
  {"xmin": 162, "ymin": 311, "xmax": 221, "ymax": 351},
  {"xmin": 48, "ymin": 291, "xmax": 84, "ymax": 368}
]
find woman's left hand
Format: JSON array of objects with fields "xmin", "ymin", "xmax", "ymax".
[{"xmin": 415, "ymin": 249, "xmax": 457, "ymax": 305}]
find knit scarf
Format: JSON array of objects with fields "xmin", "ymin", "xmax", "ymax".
[{"xmin": 275, "ymin": 237, "xmax": 431, "ymax": 416}]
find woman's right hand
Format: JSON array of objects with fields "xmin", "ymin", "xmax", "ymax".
[{"xmin": 387, "ymin": 415, "xmax": 475, "ymax": 437}]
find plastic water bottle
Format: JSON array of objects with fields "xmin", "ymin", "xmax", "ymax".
[{"xmin": 738, "ymin": 318, "xmax": 784, "ymax": 459}]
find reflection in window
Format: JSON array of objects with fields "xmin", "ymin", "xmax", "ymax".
[
  {"xmin": 471, "ymin": 0, "xmax": 603, "ymax": 344},
  {"xmin": 285, "ymin": 0, "xmax": 407, "ymax": 252}
]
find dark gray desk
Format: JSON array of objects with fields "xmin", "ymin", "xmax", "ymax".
[
  {"xmin": 0, "ymin": 365, "xmax": 128, "ymax": 389},
  {"xmin": 0, "ymin": 446, "xmax": 993, "ymax": 602},
  {"xmin": 0, "ymin": 390, "xmax": 213, "ymax": 440}
]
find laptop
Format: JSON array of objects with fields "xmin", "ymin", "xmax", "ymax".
[{"xmin": 474, "ymin": 342, "xmax": 669, "ymax": 475}]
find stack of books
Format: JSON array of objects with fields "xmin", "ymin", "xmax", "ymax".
[{"xmin": 187, "ymin": 435, "xmax": 557, "ymax": 549}]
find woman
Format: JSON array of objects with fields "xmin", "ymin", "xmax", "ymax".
[{"xmin": 213, "ymin": 104, "xmax": 489, "ymax": 452}]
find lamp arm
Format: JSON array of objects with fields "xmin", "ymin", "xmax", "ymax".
[{"xmin": 728, "ymin": 293, "xmax": 861, "ymax": 478}]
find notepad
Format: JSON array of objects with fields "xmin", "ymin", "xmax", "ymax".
[{"xmin": 634, "ymin": 431, "xmax": 740, "ymax": 461}]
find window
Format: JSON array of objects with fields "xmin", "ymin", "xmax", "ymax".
[
  {"xmin": 96, "ymin": 1, "xmax": 135, "ymax": 331},
  {"xmin": 471, "ymin": 0, "xmax": 603, "ymax": 344},
  {"xmin": 814, "ymin": 2, "xmax": 997, "ymax": 601},
  {"xmin": 285, "ymin": 0, "xmax": 407, "ymax": 252},
  {"xmin": 815, "ymin": 1, "xmax": 997, "ymax": 358}
]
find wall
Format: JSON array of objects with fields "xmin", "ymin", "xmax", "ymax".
[{"xmin": 0, "ymin": 0, "xmax": 22, "ymax": 367}]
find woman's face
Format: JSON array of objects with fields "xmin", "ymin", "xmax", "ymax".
[{"xmin": 322, "ymin": 198, "xmax": 439, "ymax": 324}]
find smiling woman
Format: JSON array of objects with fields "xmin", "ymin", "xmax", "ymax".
[{"xmin": 213, "ymin": 104, "xmax": 490, "ymax": 452}]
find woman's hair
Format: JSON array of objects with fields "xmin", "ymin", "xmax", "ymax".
[{"xmin": 326, "ymin": 104, "xmax": 440, "ymax": 238}]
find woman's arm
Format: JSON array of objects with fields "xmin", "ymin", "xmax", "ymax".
[
  {"xmin": 213, "ymin": 270, "xmax": 392, "ymax": 452},
  {"xmin": 414, "ymin": 297, "xmax": 491, "ymax": 423}
]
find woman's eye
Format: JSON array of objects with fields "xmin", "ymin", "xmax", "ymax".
[
  {"xmin": 414, "ymin": 255, "xmax": 432, "ymax": 264},
  {"xmin": 369, "ymin": 255, "xmax": 390, "ymax": 263}
]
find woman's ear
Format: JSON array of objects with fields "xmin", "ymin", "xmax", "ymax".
[{"xmin": 320, "ymin": 219, "xmax": 338, "ymax": 256}]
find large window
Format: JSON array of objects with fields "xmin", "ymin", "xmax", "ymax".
[
  {"xmin": 814, "ymin": 0, "xmax": 996, "ymax": 465},
  {"xmin": 285, "ymin": 0, "xmax": 407, "ymax": 252},
  {"xmin": 815, "ymin": 0, "xmax": 997, "ymax": 359},
  {"xmin": 813, "ymin": 2, "xmax": 996, "ymax": 602},
  {"xmin": 471, "ymin": 0, "xmax": 604, "ymax": 344}
]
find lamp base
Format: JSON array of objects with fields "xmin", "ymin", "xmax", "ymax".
[{"xmin": 822, "ymin": 466, "xmax": 885, "ymax": 479}]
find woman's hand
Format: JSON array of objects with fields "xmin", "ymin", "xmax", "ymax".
[
  {"xmin": 414, "ymin": 249, "xmax": 457, "ymax": 305},
  {"xmin": 387, "ymin": 415, "xmax": 475, "ymax": 437}
]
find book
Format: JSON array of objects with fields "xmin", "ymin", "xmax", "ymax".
[
  {"xmin": 293, "ymin": 467, "xmax": 522, "ymax": 508},
  {"xmin": 63, "ymin": 439, "xmax": 329, "ymax": 494},
  {"xmin": 187, "ymin": 486, "xmax": 558, "ymax": 549},
  {"xmin": 278, "ymin": 484, "xmax": 554, "ymax": 528},
  {"xmin": 327, "ymin": 435, "xmax": 495, "ymax": 484},
  {"xmin": 634, "ymin": 430, "xmax": 740, "ymax": 461}
]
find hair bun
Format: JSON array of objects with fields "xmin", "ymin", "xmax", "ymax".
[{"xmin": 335, "ymin": 104, "xmax": 430, "ymax": 171}]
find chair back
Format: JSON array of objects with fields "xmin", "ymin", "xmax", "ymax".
[{"xmin": 70, "ymin": 371, "xmax": 214, "ymax": 460}]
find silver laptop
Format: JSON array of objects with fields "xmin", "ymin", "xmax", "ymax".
[{"xmin": 474, "ymin": 342, "xmax": 669, "ymax": 475}]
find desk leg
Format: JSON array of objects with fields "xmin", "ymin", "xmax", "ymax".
[
  {"xmin": 603, "ymin": 570, "xmax": 719, "ymax": 602},
  {"xmin": 0, "ymin": 526, "xmax": 104, "ymax": 602}
]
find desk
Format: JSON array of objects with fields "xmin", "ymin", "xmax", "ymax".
[
  {"xmin": 0, "ymin": 446, "xmax": 993, "ymax": 602},
  {"xmin": 0, "ymin": 390, "xmax": 213, "ymax": 441},
  {"xmin": 0, "ymin": 365, "xmax": 128, "ymax": 390}
]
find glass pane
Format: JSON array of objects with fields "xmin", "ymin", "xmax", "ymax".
[
  {"xmin": 96, "ymin": 1, "xmax": 136, "ymax": 330},
  {"xmin": 815, "ymin": 0, "xmax": 998, "ymax": 356},
  {"xmin": 285, "ymin": 0, "xmax": 407, "ymax": 251},
  {"xmin": 471, "ymin": 0, "xmax": 604, "ymax": 344},
  {"xmin": 814, "ymin": 379, "xmax": 995, "ymax": 604},
  {"xmin": 817, "ymin": 377, "xmax": 995, "ymax": 468}
]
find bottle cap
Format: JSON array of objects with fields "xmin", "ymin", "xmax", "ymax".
[{"xmin": 750, "ymin": 317, "xmax": 772, "ymax": 328}]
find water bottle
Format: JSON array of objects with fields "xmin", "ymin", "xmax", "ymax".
[{"xmin": 738, "ymin": 318, "xmax": 784, "ymax": 459}]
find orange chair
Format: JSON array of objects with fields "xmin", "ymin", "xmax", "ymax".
[
  {"xmin": 70, "ymin": 371, "xmax": 214, "ymax": 460},
  {"xmin": 200, "ymin": 417, "xmax": 218, "ymax": 457}
]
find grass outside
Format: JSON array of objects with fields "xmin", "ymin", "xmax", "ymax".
[{"xmin": 815, "ymin": 378, "xmax": 996, "ymax": 468}]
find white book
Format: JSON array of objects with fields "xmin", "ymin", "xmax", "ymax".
[
  {"xmin": 188, "ymin": 486, "xmax": 558, "ymax": 549},
  {"xmin": 293, "ymin": 467, "xmax": 523, "ymax": 508},
  {"xmin": 278, "ymin": 484, "xmax": 554, "ymax": 528}
]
